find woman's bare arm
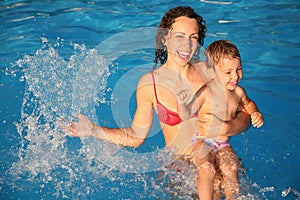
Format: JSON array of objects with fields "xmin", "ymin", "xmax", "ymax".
[
  {"xmin": 68, "ymin": 73, "xmax": 154, "ymax": 148},
  {"xmin": 221, "ymin": 110, "xmax": 251, "ymax": 136},
  {"xmin": 197, "ymin": 110, "xmax": 251, "ymax": 138}
]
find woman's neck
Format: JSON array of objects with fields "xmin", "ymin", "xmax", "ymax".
[{"xmin": 163, "ymin": 60, "xmax": 191, "ymax": 76}]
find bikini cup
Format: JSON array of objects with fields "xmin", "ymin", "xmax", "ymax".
[
  {"xmin": 152, "ymin": 71, "xmax": 182, "ymax": 126},
  {"xmin": 156, "ymin": 101, "xmax": 182, "ymax": 126}
]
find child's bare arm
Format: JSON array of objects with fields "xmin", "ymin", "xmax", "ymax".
[
  {"xmin": 238, "ymin": 86, "xmax": 264, "ymax": 128},
  {"xmin": 176, "ymin": 89, "xmax": 193, "ymax": 120},
  {"xmin": 176, "ymin": 84, "xmax": 207, "ymax": 120},
  {"xmin": 251, "ymin": 111, "xmax": 264, "ymax": 128}
]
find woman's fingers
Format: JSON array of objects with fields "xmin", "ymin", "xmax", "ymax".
[
  {"xmin": 68, "ymin": 122, "xmax": 78, "ymax": 136},
  {"xmin": 56, "ymin": 118, "xmax": 74, "ymax": 135}
]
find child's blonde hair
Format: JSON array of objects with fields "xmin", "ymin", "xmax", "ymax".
[{"xmin": 205, "ymin": 40, "xmax": 241, "ymax": 69}]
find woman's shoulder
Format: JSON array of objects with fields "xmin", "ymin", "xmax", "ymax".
[
  {"xmin": 138, "ymin": 71, "xmax": 153, "ymax": 85},
  {"xmin": 191, "ymin": 61, "xmax": 211, "ymax": 85},
  {"xmin": 136, "ymin": 71, "xmax": 156, "ymax": 101},
  {"xmin": 138, "ymin": 67, "xmax": 165, "ymax": 85},
  {"xmin": 191, "ymin": 60, "xmax": 206, "ymax": 69},
  {"xmin": 194, "ymin": 61, "xmax": 208, "ymax": 74}
]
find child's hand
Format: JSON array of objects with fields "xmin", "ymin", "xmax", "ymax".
[
  {"xmin": 251, "ymin": 112, "xmax": 264, "ymax": 128},
  {"xmin": 176, "ymin": 89, "xmax": 192, "ymax": 105}
]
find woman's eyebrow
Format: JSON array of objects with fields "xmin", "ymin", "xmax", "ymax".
[{"xmin": 173, "ymin": 31, "xmax": 199, "ymax": 36}]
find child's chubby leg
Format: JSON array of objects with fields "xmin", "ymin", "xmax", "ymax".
[
  {"xmin": 216, "ymin": 146, "xmax": 240, "ymax": 199},
  {"xmin": 191, "ymin": 140, "xmax": 219, "ymax": 200}
]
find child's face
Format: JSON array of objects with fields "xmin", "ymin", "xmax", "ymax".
[
  {"xmin": 165, "ymin": 16, "xmax": 199, "ymax": 66},
  {"xmin": 214, "ymin": 57, "xmax": 242, "ymax": 90}
]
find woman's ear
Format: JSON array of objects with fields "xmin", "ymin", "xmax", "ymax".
[
  {"xmin": 162, "ymin": 35, "xmax": 168, "ymax": 46},
  {"xmin": 164, "ymin": 30, "xmax": 172, "ymax": 44},
  {"xmin": 162, "ymin": 38, "xmax": 167, "ymax": 48}
]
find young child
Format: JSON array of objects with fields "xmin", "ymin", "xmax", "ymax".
[{"xmin": 176, "ymin": 40, "xmax": 264, "ymax": 199}]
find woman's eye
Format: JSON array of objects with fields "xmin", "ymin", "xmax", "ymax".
[
  {"xmin": 176, "ymin": 35, "xmax": 184, "ymax": 39},
  {"xmin": 191, "ymin": 36, "xmax": 198, "ymax": 40}
]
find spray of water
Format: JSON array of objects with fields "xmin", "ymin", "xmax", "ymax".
[{"xmin": 7, "ymin": 38, "xmax": 117, "ymax": 198}]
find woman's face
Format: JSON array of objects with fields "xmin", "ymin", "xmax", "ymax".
[{"xmin": 165, "ymin": 16, "xmax": 199, "ymax": 67}]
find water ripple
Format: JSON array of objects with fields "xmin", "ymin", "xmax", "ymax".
[{"xmin": 200, "ymin": 0, "xmax": 232, "ymax": 5}]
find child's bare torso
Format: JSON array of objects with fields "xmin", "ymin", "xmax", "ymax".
[{"xmin": 197, "ymin": 80, "xmax": 242, "ymax": 140}]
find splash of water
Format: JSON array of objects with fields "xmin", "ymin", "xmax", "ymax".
[
  {"xmin": 7, "ymin": 38, "xmax": 113, "ymax": 198},
  {"xmin": 282, "ymin": 187, "xmax": 300, "ymax": 199}
]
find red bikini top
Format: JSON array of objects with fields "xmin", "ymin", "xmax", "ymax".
[{"xmin": 152, "ymin": 72, "xmax": 182, "ymax": 126}]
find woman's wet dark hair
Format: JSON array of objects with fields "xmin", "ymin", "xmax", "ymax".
[{"xmin": 154, "ymin": 6, "xmax": 207, "ymax": 66}]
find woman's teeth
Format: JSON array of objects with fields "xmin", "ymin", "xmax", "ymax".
[{"xmin": 178, "ymin": 51, "xmax": 190, "ymax": 59}]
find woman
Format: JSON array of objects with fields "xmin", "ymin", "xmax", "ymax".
[{"xmin": 68, "ymin": 6, "xmax": 250, "ymax": 199}]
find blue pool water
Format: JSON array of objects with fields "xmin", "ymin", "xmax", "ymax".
[{"xmin": 1, "ymin": 0, "xmax": 300, "ymax": 199}]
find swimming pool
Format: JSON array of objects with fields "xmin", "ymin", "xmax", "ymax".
[{"xmin": 1, "ymin": 0, "xmax": 299, "ymax": 199}]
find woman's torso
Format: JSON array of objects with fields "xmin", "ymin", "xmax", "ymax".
[{"xmin": 150, "ymin": 62, "xmax": 207, "ymax": 155}]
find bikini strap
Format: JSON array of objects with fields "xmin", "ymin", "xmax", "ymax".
[{"xmin": 151, "ymin": 71, "xmax": 159, "ymax": 104}]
